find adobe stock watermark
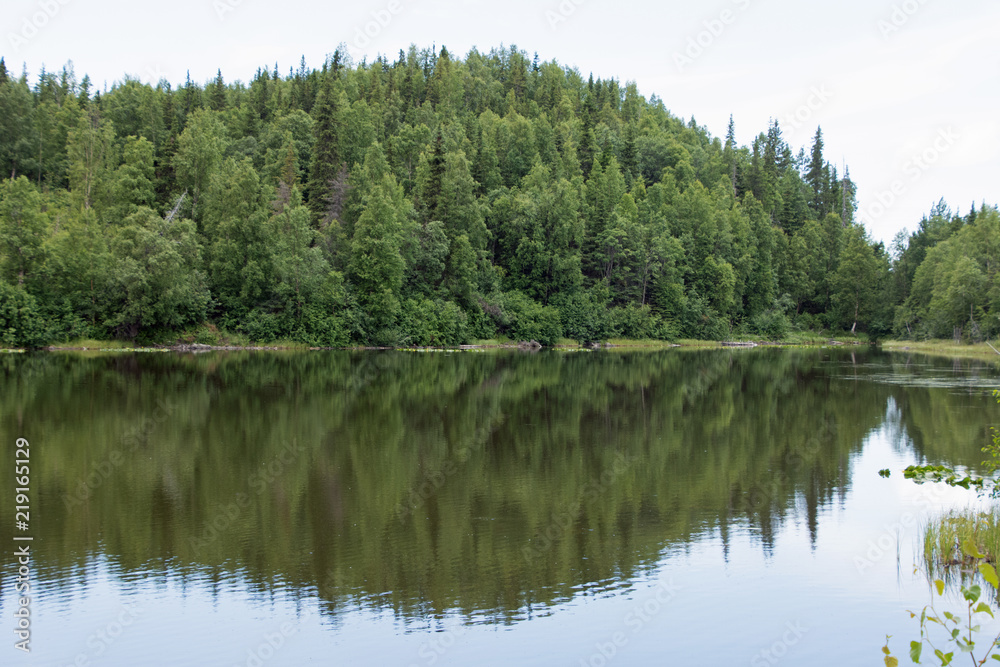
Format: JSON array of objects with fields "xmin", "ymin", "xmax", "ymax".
[
  {"xmin": 781, "ymin": 85, "xmax": 834, "ymax": 139},
  {"xmin": 67, "ymin": 602, "xmax": 145, "ymax": 666},
  {"xmin": 393, "ymin": 448, "xmax": 469, "ymax": 521},
  {"xmin": 213, "ymin": 0, "xmax": 246, "ymax": 21},
  {"xmin": 877, "ymin": 0, "xmax": 931, "ymax": 38},
  {"xmin": 545, "ymin": 0, "xmax": 588, "ymax": 31},
  {"xmin": 233, "ymin": 609, "xmax": 312, "ymax": 667},
  {"xmin": 141, "ymin": 64, "xmax": 170, "ymax": 87},
  {"xmin": 408, "ymin": 622, "xmax": 469, "ymax": 667},
  {"xmin": 577, "ymin": 579, "xmax": 680, "ymax": 667},
  {"xmin": 7, "ymin": 0, "xmax": 73, "ymax": 53},
  {"xmin": 347, "ymin": 352, "xmax": 393, "ymax": 394},
  {"xmin": 188, "ymin": 439, "xmax": 306, "ymax": 554},
  {"xmin": 853, "ymin": 477, "xmax": 953, "ymax": 574},
  {"xmin": 395, "ymin": 412, "xmax": 501, "ymax": 520},
  {"xmin": 522, "ymin": 452, "xmax": 634, "ymax": 562},
  {"xmin": 862, "ymin": 127, "xmax": 960, "ymax": 223},
  {"xmin": 673, "ymin": 0, "xmax": 753, "ymax": 72},
  {"xmin": 750, "ymin": 620, "xmax": 808, "ymax": 666},
  {"xmin": 351, "ymin": 0, "xmax": 412, "ymax": 52},
  {"xmin": 741, "ymin": 435, "xmax": 823, "ymax": 516}
]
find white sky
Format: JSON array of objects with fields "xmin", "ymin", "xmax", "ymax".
[{"xmin": 3, "ymin": 0, "xmax": 997, "ymax": 245}]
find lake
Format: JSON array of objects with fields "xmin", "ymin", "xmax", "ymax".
[{"xmin": 2, "ymin": 347, "xmax": 999, "ymax": 666}]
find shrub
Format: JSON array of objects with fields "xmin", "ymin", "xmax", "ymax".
[
  {"xmin": 553, "ymin": 288, "xmax": 612, "ymax": 344},
  {"xmin": 485, "ymin": 291, "xmax": 563, "ymax": 346},
  {"xmin": 0, "ymin": 281, "xmax": 49, "ymax": 348}
]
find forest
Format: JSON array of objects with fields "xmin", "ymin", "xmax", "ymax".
[{"xmin": 0, "ymin": 45, "xmax": 996, "ymax": 347}]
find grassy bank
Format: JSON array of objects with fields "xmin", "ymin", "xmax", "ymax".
[
  {"xmin": 4, "ymin": 334, "xmax": 876, "ymax": 353},
  {"xmin": 17, "ymin": 330, "xmax": 974, "ymax": 355},
  {"xmin": 883, "ymin": 339, "xmax": 1000, "ymax": 362}
]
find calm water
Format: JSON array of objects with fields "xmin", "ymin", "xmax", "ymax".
[{"xmin": 2, "ymin": 348, "xmax": 999, "ymax": 666}]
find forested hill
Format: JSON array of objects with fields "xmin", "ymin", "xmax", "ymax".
[{"xmin": 0, "ymin": 46, "xmax": 995, "ymax": 347}]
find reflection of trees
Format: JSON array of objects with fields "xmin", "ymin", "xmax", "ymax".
[{"xmin": 0, "ymin": 349, "xmax": 995, "ymax": 621}]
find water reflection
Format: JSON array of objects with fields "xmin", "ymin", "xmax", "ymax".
[{"xmin": 1, "ymin": 348, "xmax": 997, "ymax": 631}]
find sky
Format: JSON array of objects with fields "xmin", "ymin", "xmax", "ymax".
[{"xmin": 2, "ymin": 0, "xmax": 997, "ymax": 246}]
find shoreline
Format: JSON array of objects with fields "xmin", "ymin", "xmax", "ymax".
[
  {"xmin": 0, "ymin": 338, "xmax": 877, "ymax": 354},
  {"xmin": 11, "ymin": 339, "xmax": 999, "ymax": 360}
]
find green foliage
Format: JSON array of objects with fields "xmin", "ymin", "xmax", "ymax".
[
  {"xmin": 0, "ymin": 280, "xmax": 48, "ymax": 347},
  {"xmin": 0, "ymin": 177, "xmax": 48, "ymax": 289},
  {"xmin": 554, "ymin": 286, "xmax": 613, "ymax": 344},
  {"xmin": 173, "ymin": 109, "xmax": 227, "ymax": 217},
  {"xmin": 401, "ymin": 298, "xmax": 469, "ymax": 346},
  {"xmin": 484, "ymin": 291, "xmax": 563, "ymax": 345},
  {"xmin": 349, "ymin": 175, "xmax": 406, "ymax": 334},
  {"xmin": 832, "ymin": 223, "xmax": 888, "ymax": 333},
  {"xmin": 751, "ymin": 294, "xmax": 794, "ymax": 340},
  {"xmin": 886, "ymin": 390, "xmax": 1000, "ymax": 665},
  {"xmin": 903, "ymin": 464, "xmax": 985, "ymax": 491},
  {"xmin": 0, "ymin": 47, "xmax": 987, "ymax": 346},
  {"xmin": 900, "ymin": 206, "xmax": 1000, "ymax": 341},
  {"xmin": 608, "ymin": 303, "xmax": 661, "ymax": 340},
  {"xmin": 203, "ymin": 158, "xmax": 273, "ymax": 318},
  {"xmin": 102, "ymin": 207, "xmax": 209, "ymax": 340},
  {"xmin": 108, "ymin": 135, "xmax": 156, "ymax": 222},
  {"xmin": 884, "ymin": 538, "xmax": 1000, "ymax": 666}
]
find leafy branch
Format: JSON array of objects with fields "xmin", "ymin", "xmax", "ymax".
[{"xmin": 883, "ymin": 540, "xmax": 1000, "ymax": 665}]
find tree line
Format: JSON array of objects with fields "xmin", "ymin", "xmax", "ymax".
[{"xmin": 0, "ymin": 46, "xmax": 995, "ymax": 347}]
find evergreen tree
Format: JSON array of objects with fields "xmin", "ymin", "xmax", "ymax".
[
  {"xmin": 806, "ymin": 127, "xmax": 825, "ymax": 215},
  {"xmin": 209, "ymin": 69, "xmax": 226, "ymax": 111},
  {"xmin": 307, "ymin": 72, "xmax": 344, "ymax": 223}
]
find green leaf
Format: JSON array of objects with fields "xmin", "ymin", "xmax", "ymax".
[
  {"xmin": 963, "ymin": 538, "xmax": 985, "ymax": 559},
  {"xmin": 980, "ymin": 563, "xmax": 1000, "ymax": 589},
  {"xmin": 964, "ymin": 585, "xmax": 983, "ymax": 603},
  {"xmin": 935, "ymin": 579, "xmax": 946, "ymax": 596},
  {"xmin": 884, "ymin": 657, "xmax": 898, "ymax": 667},
  {"xmin": 910, "ymin": 640, "xmax": 922, "ymax": 663}
]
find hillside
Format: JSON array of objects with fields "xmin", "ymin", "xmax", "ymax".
[{"xmin": 0, "ymin": 46, "xmax": 995, "ymax": 347}]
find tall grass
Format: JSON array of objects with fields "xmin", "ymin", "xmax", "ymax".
[{"xmin": 923, "ymin": 509, "xmax": 1000, "ymax": 582}]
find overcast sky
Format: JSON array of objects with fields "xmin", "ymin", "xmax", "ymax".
[{"xmin": 4, "ymin": 0, "xmax": 997, "ymax": 245}]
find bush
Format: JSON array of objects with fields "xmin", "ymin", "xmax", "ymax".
[
  {"xmin": 485, "ymin": 291, "xmax": 563, "ymax": 346},
  {"xmin": 679, "ymin": 295, "xmax": 728, "ymax": 341},
  {"xmin": 238, "ymin": 308, "xmax": 281, "ymax": 342},
  {"xmin": 401, "ymin": 298, "xmax": 469, "ymax": 346},
  {"xmin": 466, "ymin": 303, "xmax": 497, "ymax": 341},
  {"xmin": 0, "ymin": 281, "xmax": 49, "ymax": 348},
  {"xmin": 553, "ymin": 288, "xmax": 612, "ymax": 344},
  {"xmin": 751, "ymin": 310, "xmax": 790, "ymax": 340},
  {"xmin": 609, "ymin": 303, "xmax": 659, "ymax": 340},
  {"xmin": 794, "ymin": 311, "xmax": 820, "ymax": 333}
]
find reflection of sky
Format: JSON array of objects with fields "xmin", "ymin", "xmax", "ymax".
[{"xmin": 4, "ymin": 400, "xmax": 998, "ymax": 666}]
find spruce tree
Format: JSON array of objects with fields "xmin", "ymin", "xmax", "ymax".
[
  {"xmin": 806, "ymin": 127, "xmax": 826, "ymax": 215},
  {"xmin": 307, "ymin": 72, "xmax": 343, "ymax": 224}
]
